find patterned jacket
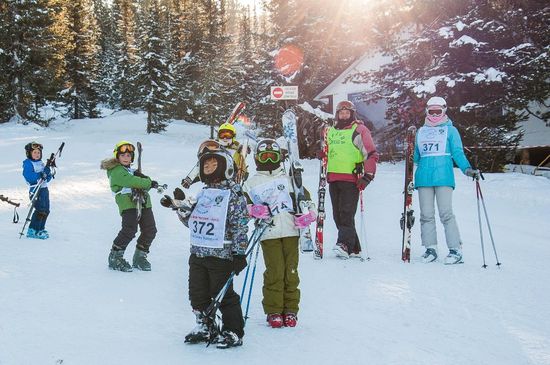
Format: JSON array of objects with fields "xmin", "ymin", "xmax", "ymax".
[{"xmin": 180, "ymin": 180, "xmax": 249, "ymax": 260}]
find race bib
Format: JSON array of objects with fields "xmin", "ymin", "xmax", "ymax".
[
  {"xmin": 189, "ymin": 188, "xmax": 230, "ymax": 248},
  {"xmin": 417, "ymin": 126, "xmax": 448, "ymax": 157},
  {"xmin": 249, "ymin": 178, "xmax": 293, "ymax": 216}
]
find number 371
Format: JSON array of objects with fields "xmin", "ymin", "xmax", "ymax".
[{"xmin": 422, "ymin": 143, "xmax": 439, "ymax": 152}]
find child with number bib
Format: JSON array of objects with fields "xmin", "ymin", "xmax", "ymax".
[
  {"xmin": 414, "ymin": 97, "xmax": 480, "ymax": 265},
  {"xmin": 22, "ymin": 142, "xmax": 53, "ymax": 239},
  {"xmin": 176, "ymin": 143, "xmax": 249, "ymax": 349},
  {"xmin": 243, "ymin": 138, "xmax": 316, "ymax": 329},
  {"xmin": 100, "ymin": 141, "xmax": 159, "ymax": 272}
]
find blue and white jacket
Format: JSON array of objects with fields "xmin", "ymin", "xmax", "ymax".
[
  {"xmin": 22, "ymin": 159, "xmax": 53, "ymax": 193},
  {"xmin": 413, "ymin": 119, "xmax": 471, "ymax": 189}
]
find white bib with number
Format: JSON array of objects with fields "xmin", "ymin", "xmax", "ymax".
[
  {"xmin": 189, "ymin": 188, "xmax": 230, "ymax": 248},
  {"xmin": 249, "ymin": 178, "xmax": 293, "ymax": 216},
  {"xmin": 417, "ymin": 126, "xmax": 449, "ymax": 157}
]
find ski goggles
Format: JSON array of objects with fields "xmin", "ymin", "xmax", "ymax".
[
  {"xmin": 197, "ymin": 139, "xmax": 223, "ymax": 157},
  {"xmin": 30, "ymin": 143, "xmax": 43, "ymax": 150},
  {"xmin": 117, "ymin": 144, "xmax": 135, "ymax": 154},
  {"xmin": 257, "ymin": 150, "xmax": 281, "ymax": 163},
  {"xmin": 427, "ymin": 108, "xmax": 446, "ymax": 116},
  {"xmin": 218, "ymin": 130, "xmax": 235, "ymax": 139}
]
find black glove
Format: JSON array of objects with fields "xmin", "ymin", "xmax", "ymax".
[
  {"xmin": 134, "ymin": 171, "xmax": 149, "ymax": 179},
  {"xmin": 232, "ymin": 255, "xmax": 247, "ymax": 275},
  {"xmin": 356, "ymin": 173, "xmax": 374, "ymax": 190},
  {"xmin": 173, "ymin": 187, "xmax": 186, "ymax": 201},
  {"xmin": 151, "ymin": 180, "xmax": 159, "ymax": 189},
  {"xmin": 160, "ymin": 195, "xmax": 172, "ymax": 208}
]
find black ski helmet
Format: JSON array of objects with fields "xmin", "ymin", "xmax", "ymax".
[
  {"xmin": 199, "ymin": 149, "xmax": 235, "ymax": 184},
  {"xmin": 255, "ymin": 138, "xmax": 282, "ymax": 172},
  {"xmin": 25, "ymin": 142, "xmax": 43, "ymax": 159}
]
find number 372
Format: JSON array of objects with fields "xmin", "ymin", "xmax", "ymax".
[{"xmin": 192, "ymin": 221, "xmax": 215, "ymax": 236}]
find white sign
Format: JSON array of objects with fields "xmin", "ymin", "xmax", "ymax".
[{"xmin": 270, "ymin": 86, "xmax": 299, "ymax": 100}]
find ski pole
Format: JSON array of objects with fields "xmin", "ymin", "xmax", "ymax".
[
  {"xmin": 1, "ymin": 195, "xmax": 20, "ymax": 223},
  {"xmin": 475, "ymin": 180, "xmax": 488, "ymax": 268},
  {"xmin": 244, "ymin": 240, "xmax": 261, "ymax": 325},
  {"xmin": 240, "ymin": 219, "xmax": 270, "ymax": 303},
  {"xmin": 476, "ymin": 180, "xmax": 501, "ymax": 267},
  {"xmin": 359, "ymin": 191, "xmax": 370, "ymax": 261}
]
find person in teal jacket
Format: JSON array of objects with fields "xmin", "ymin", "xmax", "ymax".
[{"xmin": 413, "ymin": 97, "xmax": 480, "ymax": 265}]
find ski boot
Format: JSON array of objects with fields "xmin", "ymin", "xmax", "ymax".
[
  {"xmin": 444, "ymin": 249, "xmax": 463, "ymax": 265},
  {"xmin": 184, "ymin": 311, "xmax": 211, "ymax": 344},
  {"xmin": 132, "ymin": 249, "xmax": 151, "ymax": 271},
  {"xmin": 283, "ymin": 313, "xmax": 297, "ymax": 327},
  {"xmin": 216, "ymin": 330, "xmax": 242, "ymax": 349},
  {"xmin": 27, "ymin": 228, "xmax": 48, "ymax": 240},
  {"xmin": 266, "ymin": 313, "xmax": 283, "ymax": 328},
  {"xmin": 108, "ymin": 249, "xmax": 133, "ymax": 272},
  {"xmin": 421, "ymin": 247, "xmax": 438, "ymax": 263},
  {"xmin": 332, "ymin": 242, "xmax": 349, "ymax": 259}
]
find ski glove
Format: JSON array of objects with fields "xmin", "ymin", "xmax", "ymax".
[
  {"xmin": 173, "ymin": 187, "xmax": 186, "ymax": 201},
  {"xmin": 465, "ymin": 168, "xmax": 481, "ymax": 180},
  {"xmin": 356, "ymin": 173, "xmax": 374, "ymax": 190},
  {"xmin": 247, "ymin": 204, "xmax": 270, "ymax": 219},
  {"xmin": 41, "ymin": 166, "xmax": 52, "ymax": 180},
  {"xmin": 294, "ymin": 210, "xmax": 317, "ymax": 229},
  {"xmin": 232, "ymin": 255, "xmax": 247, "ymax": 275},
  {"xmin": 160, "ymin": 195, "xmax": 173, "ymax": 208}
]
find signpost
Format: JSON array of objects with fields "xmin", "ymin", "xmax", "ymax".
[{"xmin": 270, "ymin": 86, "xmax": 299, "ymax": 100}]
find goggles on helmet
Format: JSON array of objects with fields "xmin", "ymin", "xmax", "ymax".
[
  {"xmin": 117, "ymin": 144, "xmax": 135, "ymax": 154},
  {"xmin": 197, "ymin": 139, "xmax": 224, "ymax": 157},
  {"xmin": 257, "ymin": 150, "xmax": 281, "ymax": 163},
  {"xmin": 218, "ymin": 130, "xmax": 235, "ymax": 140},
  {"xmin": 31, "ymin": 143, "xmax": 43, "ymax": 150}
]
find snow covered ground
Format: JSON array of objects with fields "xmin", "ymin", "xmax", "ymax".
[{"xmin": 1, "ymin": 112, "xmax": 550, "ymax": 365}]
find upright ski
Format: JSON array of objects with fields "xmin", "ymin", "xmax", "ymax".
[
  {"xmin": 182, "ymin": 102, "xmax": 246, "ymax": 189},
  {"xmin": 401, "ymin": 126, "xmax": 417, "ymax": 262},
  {"xmin": 282, "ymin": 109, "xmax": 314, "ymax": 253},
  {"xmin": 132, "ymin": 142, "xmax": 146, "ymax": 222},
  {"xmin": 314, "ymin": 126, "xmax": 329, "ymax": 259}
]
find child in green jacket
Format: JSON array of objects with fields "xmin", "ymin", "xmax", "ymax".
[{"xmin": 100, "ymin": 141, "xmax": 159, "ymax": 272}]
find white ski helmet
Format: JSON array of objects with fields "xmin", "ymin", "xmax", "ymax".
[
  {"xmin": 426, "ymin": 96, "xmax": 447, "ymax": 108},
  {"xmin": 199, "ymin": 149, "xmax": 235, "ymax": 182}
]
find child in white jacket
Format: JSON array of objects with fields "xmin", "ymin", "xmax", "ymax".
[{"xmin": 243, "ymin": 138, "xmax": 315, "ymax": 329}]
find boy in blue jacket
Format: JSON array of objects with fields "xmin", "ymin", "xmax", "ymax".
[
  {"xmin": 22, "ymin": 142, "xmax": 53, "ymax": 239},
  {"xmin": 413, "ymin": 97, "xmax": 480, "ymax": 265}
]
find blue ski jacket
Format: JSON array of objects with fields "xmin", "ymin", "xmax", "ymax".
[
  {"xmin": 22, "ymin": 158, "xmax": 53, "ymax": 193},
  {"xmin": 413, "ymin": 119, "xmax": 471, "ymax": 189}
]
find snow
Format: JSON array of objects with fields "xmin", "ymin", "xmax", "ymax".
[
  {"xmin": 460, "ymin": 102, "xmax": 480, "ymax": 112},
  {"xmin": 500, "ymin": 43, "xmax": 532, "ymax": 57},
  {"xmin": 474, "ymin": 67, "xmax": 506, "ymax": 83},
  {"xmin": 449, "ymin": 35, "xmax": 487, "ymax": 49},
  {"xmin": 455, "ymin": 21, "xmax": 467, "ymax": 31},
  {"xmin": 438, "ymin": 27, "xmax": 454, "ymax": 39},
  {"xmin": 1, "ymin": 112, "xmax": 550, "ymax": 364}
]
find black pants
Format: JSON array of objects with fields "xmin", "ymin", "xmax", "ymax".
[
  {"xmin": 188, "ymin": 254, "xmax": 244, "ymax": 338},
  {"xmin": 329, "ymin": 181, "xmax": 361, "ymax": 253},
  {"xmin": 112, "ymin": 208, "xmax": 157, "ymax": 252}
]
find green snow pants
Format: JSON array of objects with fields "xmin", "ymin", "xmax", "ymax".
[{"xmin": 261, "ymin": 236, "xmax": 300, "ymax": 315}]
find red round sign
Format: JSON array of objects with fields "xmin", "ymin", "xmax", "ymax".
[{"xmin": 272, "ymin": 87, "xmax": 284, "ymax": 99}]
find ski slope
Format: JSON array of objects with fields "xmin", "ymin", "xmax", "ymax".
[{"xmin": 1, "ymin": 112, "xmax": 549, "ymax": 365}]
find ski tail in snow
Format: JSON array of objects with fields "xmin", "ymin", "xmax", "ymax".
[
  {"xmin": 282, "ymin": 109, "xmax": 314, "ymax": 253},
  {"xmin": 401, "ymin": 126, "xmax": 416, "ymax": 262},
  {"xmin": 314, "ymin": 126, "xmax": 329, "ymax": 259}
]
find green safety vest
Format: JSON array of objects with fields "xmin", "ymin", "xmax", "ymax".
[{"xmin": 327, "ymin": 125, "xmax": 364, "ymax": 174}]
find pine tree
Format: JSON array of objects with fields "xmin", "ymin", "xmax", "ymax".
[
  {"xmin": 0, "ymin": 0, "xmax": 60, "ymax": 124},
  {"xmin": 135, "ymin": 0, "xmax": 173, "ymax": 133},
  {"xmin": 94, "ymin": 0, "xmax": 118, "ymax": 106},
  {"xmin": 64, "ymin": 0, "xmax": 101, "ymax": 119},
  {"xmin": 353, "ymin": 0, "xmax": 548, "ymax": 171},
  {"xmin": 111, "ymin": 0, "xmax": 139, "ymax": 110}
]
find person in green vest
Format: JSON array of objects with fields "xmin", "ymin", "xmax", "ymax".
[
  {"xmin": 327, "ymin": 100, "xmax": 379, "ymax": 259},
  {"xmin": 100, "ymin": 141, "xmax": 159, "ymax": 272}
]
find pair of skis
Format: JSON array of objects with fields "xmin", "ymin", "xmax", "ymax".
[
  {"xmin": 281, "ymin": 110, "xmax": 314, "ymax": 254},
  {"xmin": 181, "ymin": 102, "xmax": 247, "ymax": 188}
]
